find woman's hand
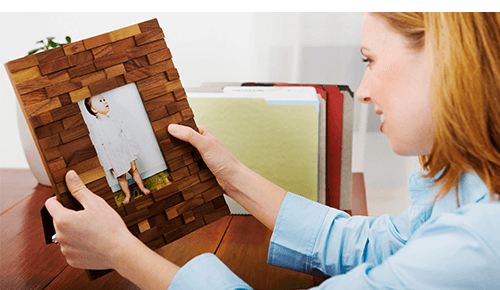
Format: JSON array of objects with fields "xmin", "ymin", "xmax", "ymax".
[
  {"xmin": 45, "ymin": 170, "xmax": 135, "ymax": 270},
  {"xmin": 168, "ymin": 124, "xmax": 243, "ymax": 196},
  {"xmin": 168, "ymin": 124, "xmax": 287, "ymax": 231}
]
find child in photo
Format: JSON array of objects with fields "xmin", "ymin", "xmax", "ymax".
[{"xmin": 84, "ymin": 95, "xmax": 150, "ymax": 204}]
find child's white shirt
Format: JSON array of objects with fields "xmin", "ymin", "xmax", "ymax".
[{"xmin": 88, "ymin": 112, "xmax": 140, "ymax": 178}]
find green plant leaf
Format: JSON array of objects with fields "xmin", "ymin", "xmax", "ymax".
[
  {"xmin": 28, "ymin": 48, "xmax": 41, "ymax": 55},
  {"xmin": 65, "ymin": 36, "xmax": 71, "ymax": 43}
]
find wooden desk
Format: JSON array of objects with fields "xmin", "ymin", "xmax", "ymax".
[{"xmin": 0, "ymin": 169, "xmax": 324, "ymax": 289}]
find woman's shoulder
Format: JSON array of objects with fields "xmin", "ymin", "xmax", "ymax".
[{"xmin": 418, "ymin": 200, "xmax": 500, "ymax": 255}]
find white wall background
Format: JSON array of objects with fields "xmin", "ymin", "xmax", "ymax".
[{"xmin": 0, "ymin": 12, "xmax": 419, "ymax": 216}]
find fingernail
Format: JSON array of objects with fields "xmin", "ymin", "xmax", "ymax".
[
  {"xmin": 169, "ymin": 124, "xmax": 178, "ymax": 133},
  {"xmin": 68, "ymin": 170, "xmax": 79, "ymax": 181}
]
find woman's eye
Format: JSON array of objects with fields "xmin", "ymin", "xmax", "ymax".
[{"xmin": 362, "ymin": 57, "xmax": 372, "ymax": 65}]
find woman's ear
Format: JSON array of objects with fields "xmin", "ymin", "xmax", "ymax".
[{"xmin": 91, "ymin": 105, "xmax": 98, "ymax": 115}]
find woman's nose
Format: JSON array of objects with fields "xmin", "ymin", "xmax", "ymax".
[{"xmin": 356, "ymin": 70, "xmax": 371, "ymax": 104}]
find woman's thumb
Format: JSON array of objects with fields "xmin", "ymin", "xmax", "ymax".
[
  {"xmin": 168, "ymin": 124, "xmax": 203, "ymax": 148},
  {"xmin": 65, "ymin": 170, "xmax": 96, "ymax": 207}
]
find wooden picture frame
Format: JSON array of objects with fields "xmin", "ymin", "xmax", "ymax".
[{"xmin": 5, "ymin": 19, "xmax": 230, "ymax": 278}]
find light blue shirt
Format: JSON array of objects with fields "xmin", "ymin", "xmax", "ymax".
[{"xmin": 170, "ymin": 172, "xmax": 500, "ymax": 289}]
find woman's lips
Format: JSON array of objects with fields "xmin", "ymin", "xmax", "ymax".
[{"xmin": 380, "ymin": 114, "xmax": 385, "ymax": 132}]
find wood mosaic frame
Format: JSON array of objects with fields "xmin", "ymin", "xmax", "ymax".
[{"xmin": 5, "ymin": 19, "xmax": 230, "ymax": 277}]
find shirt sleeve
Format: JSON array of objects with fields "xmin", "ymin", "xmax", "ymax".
[
  {"xmin": 169, "ymin": 253, "xmax": 252, "ymax": 290},
  {"xmin": 268, "ymin": 192, "xmax": 412, "ymax": 277}
]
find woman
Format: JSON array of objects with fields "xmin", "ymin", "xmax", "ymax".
[{"xmin": 45, "ymin": 12, "xmax": 500, "ymax": 289}]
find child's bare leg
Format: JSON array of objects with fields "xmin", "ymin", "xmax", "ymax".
[
  {"xmin": 129, "ymin": 160, "xmax": 150, "ymax": 195},
  {"xmin": 117, "ymin": 174, "xmax": 132, "ymax": 204}
]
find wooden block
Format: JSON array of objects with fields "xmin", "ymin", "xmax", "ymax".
[
  {"xmin": 146, "ymin": 235, "xmax": 167, "ymax": 249},
  {"xmin": 163, "ymin": 144, "xmax": 196, "ymax": 164},
  {"xmin": 79, "ymin": 166, "xmax": 106, "ymax": 185},
  {"xmin": 52, "ymin": 156, "xmax": 101, "ymax": 183},
  {"xmin": 19, "ymin": 89, "xmax": 47, "ymax": 107},
  {"xmin": 167, "ymin": 153, "xmax": 195, "ymax": 172},
  {"xmin": 178, "ymin": 195, "xmax": 205, "ymax": 215},
  {"xmin": 192, "ymin": 201, "xmax": 215, "ymax": 219},
  {"xmin": 11, "ymin": 66, "xmax": 41, "ymax": 84},
  {"xmin": 148, "ymin": 192, "xmax": 183, "ymax": 217},
  {"xmin": 203, "ymin": 205, "xmax": 230, "ymax": 225},
  {"xmin": 47, "ymin": 70, "xmax": 71, "ymax": 85},
  {"xmin": 63, "ymin": 40, "xmax": 86, "ymax": 55},
  {"xmin": 170, "ymin": 167, "xmax": 190, "ymax": 181},
  {"xmin": 125, "ymin": 39, "xmax": 167, "ymax": 59},
  {"xmin": 35, "ymin": 47, "xmax": 65, "ymax": 64},
  {"xmin": 166, "ymin": 68, "xmax": 179, "ymax": 81},
  {"xmin": 5, "ymin": 54, "xmax": 38, "ymax": 73},
  {"xmin": 151, "ymin": 112, "xmax": 183, "ymax": 132},
  {"xmin": 147, "ymin": 48, "xmax": 172, "ymax": 65},
  {"xmin": 60, "ymin": 123, "xmax": 89, "ymax": 143},
  {"xmin": 212, "ymin": 195, "xmax": 227, "ymax": 209},
  {"xmin": 175, "ymin": 173, "xmax": 201, "ymax": 191},
  {"xmin": 164, "ymin": 79, "xmax": 183, "ymax": 94},
  {"xmin": 92, "ymin": 44, "xmax": 113, "ymax": 59},
  {"xmin": 136, "ymin": 72, "xmax": 167, "ymax": 91},
  {"xmin": 140, "ymin": 82, "xmax": 170, "ymax": 102},
  {"xmin": 148, "ymin": 106, "xmax": 169, "ymax": 122},
  {"xmin": 31, "ymin": 111, "xmax": 54, "ymax": 128},
  {"xmin": 39, "ymin": 57, "xmax": 71, "ymax": 75},
  {"xmin": 123, "ymin": 66, "xmax": 153, "ymax": 84},
  {"xmin": 45, "ymin": 79, "xmax": 82, "ymax": 98},
  {"xmin": 43, "ymin": 147, "xmax": 61, "ymax": 162},
  {"xmin": 138, "ymin": 19, "xmax": 160, "ymax": 32},
  {"xmin": 104, "ymin": 63, "xmax": 126, "ymax": 79},
  {"xmin": 115, "ymin": 75, "xmax": 127, "ymax": 87},
  {"xmin": 69, "ymin": 86, "xmax": 92, "ymax": 103},
  {"xmin": 198, "ymin": 168, "xmax": 213, "ymax": 182},
  {"xmin": 25, "ymin": 97, "xmax": 61, "ymax": 117},
  {"xmin": 166, "ymin": 98, "xmax": 190, "ymax": 114},
  {"xmin": 88, "ymin": 77, "xmax": 118, "ymax": 96},
  {"xmin": 137, "ymin": 220, "xmax": 151, "ymax": 233},
  {"xmin": 182, "ymin": 211, "xmax": 196, "ymax": 224},
  {"xmin": 67, "ymin": 61, "xmax": 97, "ymax": 79},
  {"xmin": 124, "ymin": 201, "xmax": 138, "ymax": 215},
  {"xmin": 83, "ymin": 33, "xmax": 112, "ymax": 50},
  {"xmin": 58, "ymin": 135, "xmax": 92, "ymax": 158},
  {"xmin": 16, "ymin": 76, "xmax": 51, "ymax": 95},
  {"xmin": 39, "ymin": 134, "xmax": 62, "ymax": 150},
  {"xmin": 138, "ymin": 226, "xmax": 161, "ymax": 244},
  {"xmin": 188, "ymin": 162, "xmax": 200, "ymax": 175},
  {"xmin": 123, "ymin": 207, "xmax": 150, "ymax": 226},
  {"xmin": 67, "ymin": 50, "xmax": 94, "ymax": 66},
  {"xmin": 144, "ymin": 92, "xmax": 175, "ymax": 112},
  {"xmin": 202, "ymin": 185, "xmax": 224, "ymax": 203},
  {"xmin": 64, "ymin": 145, "xmax": 97, "ymax": 166},
  {"xmin": 50, "ymin": 103, "xmax": 80, "ymax": 121},
  {"xmin": 62, "ymin": 114, "xmax": 85, "ymax": 130},
  {"xmin": 48, "ymin": 156, "xmax": 66, "ymax": 172},
  {"xmin": 34, "ymin": 121, "xmax": 64, "ymax": 139},
  {"xmin": 134, "ymin": 28, "xmax": 164, "ymax": 46},
  {"xmin": 111, "ymin": 37, "xmax": 137, "ymax": 52},
  {"xmin": 109, "ymin": 24, "xmax": 142, "ymax": 42},
  {"xmin": 94, "ymin": 52, "xmax": 129, "ymax": 70},
  {"xmin": 149, "ymin": 212, "xmax": 167, "ymax": 228},
  {"xmin": 151, "ymin": 183, "xmax": 180, "ymax": 202},
  {"xmin": 58, "ymin": 93, "xmax": 72, "ymax": 106},
  {"xmin": 123, "ymin": 56, "xmax": 149, "ymax": 72},
  {"xmin": 87, "ymin": 177, "xmax": 111, "ymax": 193},
  {"xmin": 180, "ymin": 216, "xmax": 205, "ymax": 236},
  {"xmin": 173, "ymin": 88, "xmax": 187, "ymax": 101},
  {"xmin": 74, "ymin": 70, "xmax": 106, "ymax": 87},
  {"xmin": 134, "ymin": 195, "xmax": 155, "ymax": 211},
  {"xmin": 180, "ymin": 108, "xmax": 194, "ymax": 120}
]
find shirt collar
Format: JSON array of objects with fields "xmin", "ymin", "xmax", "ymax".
[{"xmin": 408, "ymin": 170, "xmax": 490, "ymax": 206}]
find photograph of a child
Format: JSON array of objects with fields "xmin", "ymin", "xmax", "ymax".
[{"xmin": 78, "ymin": 83, "xmax": 171, "ymax": 205}]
